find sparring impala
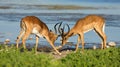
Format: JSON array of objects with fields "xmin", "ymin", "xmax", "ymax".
[
  {"xmin": 16, "ymin": 16, "xmax": 62, "ymax": 55},
  {"xmin": 60, "ymin": 15, "xmax": 107, "ymax": 52}
]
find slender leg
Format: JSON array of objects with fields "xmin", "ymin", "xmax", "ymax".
[
  {"xmin": 35, "ymin": 35, "xmax": 39, "ymax": 54},
  {"xmin": 16, "ymin": 29, "xmax": 25, "ymax": 48},
  {"xmin": 51, "ymin": 43, "xmax": 61, "ymax": 55},
  {"xmin": 22, "ymin": 30, "xmax": 31, "ymax": 49},
  {"xmin": 74, "ymin": 34, "xmax": 81, "ymax": 53},
  {"xmin": 94, "ymin": 28, "xmax": 107, "ymax": 49},
  {"xmin": 47, "ymin": 39, "xmax": 61, "ymax": 55},
  {"xmin": 80, "ymin": 33, "xmax": 85, "ymax": 52}
]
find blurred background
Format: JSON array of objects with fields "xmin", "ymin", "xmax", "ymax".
[{"xmin": 0, "ymin": 0, "xmax": 120, "ymax": 48}]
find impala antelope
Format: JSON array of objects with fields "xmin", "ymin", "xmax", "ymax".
[
  {"xmin": 16, "ymin": 16, "xmax": 62, "ymax": 55},
  {"xmin": 60, "ymin": 15, "xmax": 107, "ymax": 52}
]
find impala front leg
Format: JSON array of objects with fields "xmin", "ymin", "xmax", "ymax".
[
  {"xmin": 49, "ymin": 41, "xmax": 61, "ymax": 55},
  {"xmin": 52, "ymin": 44, "xmax": 61, "ymax": 55},
  {"xmin": 22, "ymin": 30, "xmax": 31, "ymax": 49},
  {"xmin": 81, "ymin": 33, "xmax": 85, "ymax": 52},
  {"xmin": 75, "ymin": 34, "xmax": 81, "ymax": 53}
]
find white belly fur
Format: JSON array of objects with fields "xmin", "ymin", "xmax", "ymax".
[{"xmin": 32, "ymin": 28, "xmax": 43, "ymax": 37}]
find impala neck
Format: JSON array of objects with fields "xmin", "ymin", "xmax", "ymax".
[{"xmin": 65, "ymin": 29, "xmax": 75, "ymax": 38}]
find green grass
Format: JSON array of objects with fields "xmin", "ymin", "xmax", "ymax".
[
  {"xmin": 61, "ymin": 48, "xmax": 120, "ymax": 67},
  {"xmin": 0, "ymin": 44, "xmax": 120, "ymax": 67}
]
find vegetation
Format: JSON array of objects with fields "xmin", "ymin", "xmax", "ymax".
[
  {"xmin": 0, "ymin": 44, "xmax": 120, "ymax": 67},
  {"xmin": 61, "ymin": 48, "xmax": 120, "ymax": 67}
]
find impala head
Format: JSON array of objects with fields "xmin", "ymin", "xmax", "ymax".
[
  {"xmin": 48, "ymin": 30, "xmax": 58, "ymax": 44},
  {"xmin": 61, "ymin": 31, "xmax": 73, "ymax": 46},
  {"xmin": 48, "ymin": 22, "xmax": 64, "ymax": 44},
  {"xmin": 58, "ymin": 23, "xmax": 70, "ymax": 46}
]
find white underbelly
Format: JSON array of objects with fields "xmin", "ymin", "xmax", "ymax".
[{"xmin": 32, "ymin": 28, "xmax": 43, "ymax": 37}]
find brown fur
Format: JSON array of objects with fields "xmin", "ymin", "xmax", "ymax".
[
  {"xmin": 16, "ymin": 16, "xmax": 61, "ymax": 55},
  {"xmin": 62, "ymin": 15, "xmax": 107, "ymax": 52}
]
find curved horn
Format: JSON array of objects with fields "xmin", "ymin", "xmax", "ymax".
[
  {"xmin": 54, "ymin": 22, "xmax": 62, "ymax": 34},
  {"xmin": 58, "ymin": 22, "xmax": 63, "ymax": 35},
  {"xmin": 63, "ymin": 23, "xmax": 70, "ymax": 36},
  {"xmin": 66, "ymin": 24, "xmax": 70, "ymax": 33},
  {"xmin": 54, "ymin": 23, "xmax": 60, "ymax": 34}
]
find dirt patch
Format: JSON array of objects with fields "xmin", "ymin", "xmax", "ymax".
[
  {"xmin": 52, "ymin": 49, "xmax": 73, "ymax": 59},
  {"xmin": 37, "ymin": 46, "xmax": 74, "ymax": 59},
  {"xmin": 14, "ymin": 44, "xmax": 74, "ymax": 59}
]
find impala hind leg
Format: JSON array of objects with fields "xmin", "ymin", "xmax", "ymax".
[
  {"xmin": 94, "ymin": 28, "xmax": 107, "ymax": 49},
  {"xmin": 16, "ymin": 29, "xmax": 25, "ymax": 48},
  {"xmin": 35, "ymin": 35, "xmax": 39, "ymax": 54},
  {"xmin": 22, "ymin": 30, "xmax": 31, "ymax": 49}
]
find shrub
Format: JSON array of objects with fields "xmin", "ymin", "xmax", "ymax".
[{"xmin": 0, "ymin": 44, "xmax": 120, "ymax": 67}]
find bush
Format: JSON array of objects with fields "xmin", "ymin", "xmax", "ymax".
[
  {"xmin": 0, "ymin": 44, "xmax": 120, "ymax": 67},
  {"xmin": 61, "ymin": 47, "xmax": 120, "ymax": 67}
]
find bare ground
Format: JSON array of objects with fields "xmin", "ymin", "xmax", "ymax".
[{"xmin": 36, "ymin": 46, "xmax": 75, "ymax": 59}]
